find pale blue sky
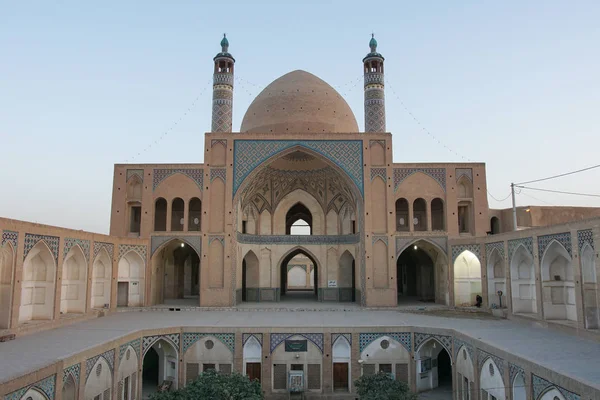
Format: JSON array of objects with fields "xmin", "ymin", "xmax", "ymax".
[{"xmin": 1, "ymin": 1, "xmax": 599, "ymax": 234}]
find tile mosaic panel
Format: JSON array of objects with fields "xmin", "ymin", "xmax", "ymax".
[
  {"xmin": 126, "ymin": 169, "xmax": 144, "ymax": 182},
  {"xmin": 270, "ymin": 333, "xmax": 324, "ymax": 354},
  {"xmin": 287, "ymin": 263, "xmax": 307, "ymax": 272},
  {"xmin": 211, "ymin": 139, "xmax": 227, "ymax": 148},
  {"xmin": 183, "ymin": 333, "xmax": 235, "ymax": 353},
  {"xmin": 233, "ymin": 140, "xmax": 364, "ymax": 196},
  {"xmin": 451, "ymin": 243, "xmax": 481, "ymax": 263},
  {"xmin": 151, "ymin": 235, "xmax": 202, "ymax": 257},
  {"xmin": 118, "ymin": 244, "xmax": 147, "ymax": 260},
  {"xmin": 331, "ymin": 333, "xmax": 352, "ymax": 346},
  {"xmin": 1, "ymin": 230, "xmax": 18, "ymax": 252},
  {"xmin": 210, "ymin": 168, "xmax": 227, "ymax": 182},
  {"xmin": 455, "ymin": 168, "xmax": 473, "ymax": 182},
  {"xmin": 414, "ymin": 333, "xmax": 452, "ymax": 355},
  {"xmin": 369, "ymin": 140, "xmax": 385, "ymax": 148},
  {"xmin": 508, "ymin": 237, "xmax": 533, "ymax": 261},
  {"xmin": 509, "ymin": 363, "xmax": 524, "ymax": 386},
  {"xmin": 5, "ymin": 375, "xmax": 56, "ymax": 400},
  {"xmin": 453, "ymin": 337, "xmax": 474, "ymax": 362},
  {"xmin": 93, "ymin": 242, "xmax": 114, "ymax": 260},
  {"xmin": 153, "ymin": 168, "xmax": 203, "ymax": 191},
  {"xmin": 372, "ymin": 236, "xmax": 388, "ymax": 246},
  {"xmin": 63, "ymin": 238, "xmax": 90, "ymax": 262},
  {"xmin": 532, "ymin": 374, "xmax": 580, "ymax": 400},
  {"xmin": 85, "ymin": 349, "xmax": 115, "ymax": 381},
  {"xmin": 577, "ymin": 229, "xmax": 594, "ymax": 251},
  {"xmin": 538, "ymin": 232, "xmax": 572, "ymax": 259},
  {"xmin": 142, "ymin": 334, "xmax": 180, "ymax": 356},
  {"xmin": 237, "ymin": 232, "xmax": 360, "ymax": 245},
  {"xmin": 23, "ymin": 233, "xmax": 60, "ymax": 262},
  {"xmin": 208, "ymin": 235, "xmax": 225, "ymax": 245},
  {"xmin": 119, "ymin": 338, "xmax": 141, "ymax": 362},
  {"xmin": 62, "ymin": 363, "xmax": 81, "ymax": 385},
  {"xmin": 394, "ymin": 168, "xmax": 446, "ymax": 192},
  {"xmin": 370, "ymin": 167, "xmax": 387, "ymax": 181},
  {"xmin": 396, "ymin": 236, "xmax": 447, "ymax": 256},
  {"xmin": 358, "ymin": 333, "xmax": 411, "ymax": 353},
  {"xmin": 477, "ymin": 349, "xmax": 504, "ymax": 379},
  {"xmin": 243, "ymin": 333, "xmax": 263, "ymax": 346},
  {"xmin": 485, "ymin": 241, "xmax": 505, "ymax": 260}
]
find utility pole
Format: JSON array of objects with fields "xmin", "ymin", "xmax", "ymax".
[{"xmin": 511, "ymin": 183, "xmax": 518, "ymax": 231}]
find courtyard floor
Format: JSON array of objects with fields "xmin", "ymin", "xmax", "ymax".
[{"xmin": 0, "ymin": 309, "xmax": 599, "ymax": 392}]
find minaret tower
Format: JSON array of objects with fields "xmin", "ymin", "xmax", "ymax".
[
  {"xmin": 363, "ymin": 34, "xmax": 386, "ymax": 132},
  {"xmin": 211, "ymin": 34, "xmax": 235, "ymax": 132}
]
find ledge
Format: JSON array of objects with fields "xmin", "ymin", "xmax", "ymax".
[{"xmin": 236, "ymin": 232, "xmax": 360, "ymax": 245}]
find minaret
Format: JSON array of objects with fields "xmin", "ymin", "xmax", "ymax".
[
  {"xmin": 363, "ymin": 34, "xmax": 386, "ymax": 132},
  {"xmin": 211, "ymin": 34, "xmax": 235, "ymax": 132}
]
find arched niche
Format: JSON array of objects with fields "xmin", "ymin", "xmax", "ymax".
[
  {"xmin": 286, "ymin": 203, "xmax": 313, "ymax": 235},
  {"xmin": 512, "ymin": 371, "xmax": 526, "ymax": 400},
  {"xmin": 118, "ymin": 345, "xmax": 139, "ymax": 400},
  {"xmin": 20, "ymin": 241, "xmax": 56, "ymax": 323},
  {"xmin": 84, "ymin": 357, "xmax": 112, "ymax": 400},
  {"xmin": 154, "ymin": 198, "xmax": 167, "ymax": 232},
  {"xmin": 332, "ymin": 336, "xmax": 351, "ymax": 391},
  {"xmin": 117, "ymin": 251, "xmax": 145, "ymax": 307},
  {"xmin": 581, "ymin": 244, "xmax": 599, "ymax": 329},
  {"xmin": 271, "ymin": 334, "xmax": 322, "ymax": 393},
  {"xmin": 188, "ymin": 197, "xmax": 202, "ymax": 232},
  {"xmin": 395, "ymin": 198, "xmax": 409, "ymax": 232},
  {"xmin": 415, "ymin": 338, "xmax": 452, "ymax": 393},
  {"xmin": 60, "ymin": 245, "xmax": 87, "ymax": 314},
  {"xmin": 62, "ymin": 372, "xmax": 77, "ymax": 400},
  {"xmin": 171, "ymin": 198, "xmax": 185, "ymax": 232},
  {"xmin": 126, "ymin": 175, "xmax": 143, "ymax": 201},
  {"xmin": 20, "ymin": 387, "xmax": 49, "ymax": 400},
  {"xmin": 540, "ymin": 387, "xmax": 567, "ymax": 400},
  {"xmin": 541, "ymin": 241, "xmax": 576, "ymax": 322},
  {"xmin": 487, "ymin": 248, "xmax": 506, "ymax": 308},
  {"xmin": 510, "ymin": 245, "xmax": 537, "ymax": 314},
  {"xmin": 455, "ymin": 346, "xmax": 475, "ymax": 400},
  {"xmin": 185, "ymin": 336, "xmax": 233, "ymax": 379},
  {"xmin": 431, "ymin": 198, "xmax": 445, "ymax": 231},
  {"xmin": 338, "ymin": 250, "xmax": 356, "ymax": 302},
  {"xmin": 480, "ymin": 358, "xmax": 506, "ymax": 400},
  {"xmin": 273, "ymin": 190, "xmax": 324, "ymax": 235},
  {"xmin": 454, "ymin": 251, "xmax": 482, "ymax": 307},
  {"xmin": 0, "ymin": 243, "xmax": 14, "ymax": 329},
  {"xmin": 360, "ymin": 335, "xmax": 410, "ymax": 382},
  {"xmin": 242, "ymin": 250, "xmax": 259, "ymax": 302},
  {"xmin": 91, "ymin": 248, "xmax": 112, "ymax": 309},
  {"xmin": 243, "ymin": 336, "xmax": 262, "ymax": 382},
  {"xmin": 142, "ymin": 338, "xmax": 178, "ymax": 396},
  {"xmin": 413, "ymin": 198, "xmax": 427, "ymax": 232},
  {"xmin": 397, "ymin": 240, "xmax": 445, "ymax": 303}
]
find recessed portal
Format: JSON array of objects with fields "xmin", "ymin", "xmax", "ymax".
[
  {"xmin": 397, "ymin": 242, "xmax": 439, "ymax": 303},
  {"xmin": 151, "ymin": 240, "xmax": 200, "ymax": 306},
  {"xmin": 280, "ymin": 248, "xmax": 318, "ymax": 302}
]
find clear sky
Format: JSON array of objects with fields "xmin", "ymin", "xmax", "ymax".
[{"xmin": 1, "ymin": 1, "xmax": 599, "ymax": 234}]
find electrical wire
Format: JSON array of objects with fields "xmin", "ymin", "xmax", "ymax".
[
  {"xmin": 515, "ymin": 164, "xmax": 600, "ymax": 185},
  {"xmin": 516, "ymin": 185, "xmax": 600, "ymax": 198},
  {"xmin": 487, "ymin": 191, "xmax": 512, "ymax": 202},
  {"xmin": 517, "ymin": 190, "xmax": 554, "ymax": 206}
]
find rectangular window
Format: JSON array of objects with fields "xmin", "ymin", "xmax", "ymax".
[
  {"xmin": 273, "ymin": 364, "xmax": 287, "ymax": 390},
  {"xmin": 129, "ymin": 206, "xmax": 141, "ymax": 234},
  {"xmin": 242, "ymin": 220, "xmax": 247, "ymax": 234},
  {"xmin": 458, "ymin": 204, "xmax": 471, "ymax": 233},
  {"xmin": 219, "ymin": 364, "xmax": 232, "ymax": 375},
  {"xmin": 203, "ymin": 363, "xmax": 216, "ymax": 372},
  {"xmin": 186, "ymin": 363, "xmax": 199, "ymax": 383},
  {"xmin": 362, "ymin": 364, "xmax": 375, "ymax": 376},
  {"xmin": 291, "ymin": 364, "xmax": 304, "ymax": 371},
  {"xmin": 307, "ymin": 364, "xmax": 321, "ymax": 390},
  {"xmin": 395, "ymin": 363, "xmax": 408, "ymax": 383},
  {"xmin": 379, "ymin": 364, "xmax": 392, "ymax": 374}
]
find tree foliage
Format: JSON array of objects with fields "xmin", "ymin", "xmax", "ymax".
[
  {"xmin": 355, "ymin": 372, "xmax": 418, "ymax": 400},
  {"xmin": 149, "ymin": 369, "xmax": 263, "ymax": 400}
]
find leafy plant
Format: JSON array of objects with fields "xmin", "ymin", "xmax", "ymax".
[{"xmin": 355, "ymin": 372, "xmax": 417, "ymax": 400}]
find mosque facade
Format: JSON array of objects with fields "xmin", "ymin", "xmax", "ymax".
[{"xmin": 1, "ymin": 36, "xmax": 600, "ymax": 400}]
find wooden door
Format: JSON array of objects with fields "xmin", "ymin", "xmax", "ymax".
[
  {"xmin": 117, "ymin": 282, "xmax": 129, "ymax": 307},
  {"xmin": 246, "ymin": 363, "xmax": 261, "ymax": 383},
  {"xmin": 333, "ymin": 362, "xmax": 348, "ymax": 391}
]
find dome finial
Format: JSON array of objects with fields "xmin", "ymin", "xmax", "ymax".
[
  {"xmin": 220, "ymin": 33, "xmax": 229, "ymax": 52},
  {"xmin": 369, "ymin": 33, "xmax": 377, "ymax": 53}
]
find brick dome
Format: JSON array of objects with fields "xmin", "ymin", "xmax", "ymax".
[{"xmin": 240, "ymin": 70, "xmax": 359, "ymax": 133}]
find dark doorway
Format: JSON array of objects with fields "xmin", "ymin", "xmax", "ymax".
[
  {"xmin": 242, "ymin": 259, "xmax": 247, "ymax": 302},
  {"xmin": 142, "ymin": 348, "xmax": 159, "ymax": 391},
  {"xmin": 333, "ymin": 362, "xmax": 349, "ymax": 391},
  {"xmin": 286, "ymin": 203, "xmax": 312, "ymax": 235},
  {"xmin": 351, "ymin": 260, "xmax": 356, "ymax": 302},
  {"xmin": 437, "ymin": 349, "xmax": 452, "ymax": 386},
  {"xmin": 490, "ymin": 217, "xmax": 500, "ymax": 235},
  {"xmin": 397, "ymin": 246, "xmax": 435, "ymax": 302},
  {"xmin": 246, "ymin": 362, "xmax": 261, "ymax": 383},
  {"xmin": 280, "ymin": 249, "xmax": 318, "ymax": 300},
  {"xmin": 117, "ymin": 282, "xmax": 129, "ymax": 307}
]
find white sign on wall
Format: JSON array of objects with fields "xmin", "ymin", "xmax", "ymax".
[{"xmin": 328, "ymin": 280, "xmax": 337, "ymax": 288}]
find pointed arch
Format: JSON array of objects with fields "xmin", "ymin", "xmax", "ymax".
[
  {"xmin": 91, "ymin": 248, "xmax": 112, "ymax": 309},
  {"xmin": 512, "ymin": 371, "xmax": 526, "ymax": 400},
  {"xmin": 541, "ymin": 240, "xmax": 576, "ymax": 322},
  {"xmin": 413, "ymin": 198, "xmax": 427, "ymax": 232},
  {"xmin": 539, "ymin": 387, "xmax": 566, "ymax": 400},
  {"xmin": 580, "ymin": 243, "xmax": 599, "ymax": 328},
  {"xmin": 62, "ymin": 371, "xmax": 77, "ymax": 400},
  {"xmin": 117, "ymin": 251, "xmax": 145, "ymax": 307},
  {"xmin": 415, "ymin": 337, "xmax": 452, "ymax": 393},
  {"xmin": 278, "ymin": 246, "xmax": 320, "ymax": 297},
  {"xmin": 85, "ymin": 357, "xmax": 113, "ymax": 400},
  {"xmin": 454, "ymin": 250, "xmax": 482, "ymax": 307},
  {"xmin": 273, "ymin": 190, "xmax": 323, "ymax": 235},
  {"xmin": 20, "ymin": 241, "xmax": 56, "ymax": 323},
  {"xmin": 487, "ymin": 247, "xmax": 506, "ymax": 308},
  {"xmin": 171, "ymin": 197, "xmax": 185, "ymax": 232},
  {"xmin": 154, "ymin": 197, "xmax": 167, "ymax": 232},
  {"xmin": 510, "ymin": 244, "xmax": 537, "ymax": 314},
  {"xmin": 480, "ymin": 358, "xmax": 506, "ymax": 400},
  {"xmin": 126, "ymin": 173, "xmax": 143, "ymax": 201},
  {"xmin": 20, "ymin": 387, "xmax": 50, "ymax": 400},
  {"xmin": 61, "ymin": 244, "xmax": 88, "ymax": 314},
  {"xmin": 0, "ymin": 242, "xmax": 15, "ymax": 328},
  {"xmin": 581, "ymin": 243, "xmax": 596, "ymax": 283},
  {"xmin": 242, "ymin": 250, "xmax": 259, "ymax": 302}
]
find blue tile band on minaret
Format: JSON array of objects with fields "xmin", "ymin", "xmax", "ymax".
[
  {"xmin": 363, "ymin": 34, "xmax": 386, "ymax": 132},
  {"xmin": 211, "ymin": 34, "xmax": 235, "ymax": 132}
]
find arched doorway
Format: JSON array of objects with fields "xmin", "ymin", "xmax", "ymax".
[
  {"xmin": 490, "ymin": 217, "xmax": 500, "ymax": 234},
  {"xmin": 480, "ymin": 358, "xmax": 506, "ymax": 400},
  {"xmin": 338, "ymin": 251, "xmax": 356, "ymax": 303},
  {"xmin": 118, "ymin": 251, "xmax": 145, "ymax": 307},
  {"xmin": 242, "ymin": 251, "xmax": 259, "ymax": 302},
  {"xmin": 486, "ymin": 248, "xmax": 506, "ymax": 308},
  {"xmin": 286, "ymin": 203, "xmax": 312, "ymax": 235},
  {"xmin": 541, "ymin": 241, "xmax": 576, "ymax": 322},
  {"xmin": 454, "ymin": 250, "xmax": 482, "ymax": 307},
  {"xmin": 151, "ymin": 240, "xmax": 200, "ymax": 306},
  {"xmin": 243, "ymin": 336, "xmax": 262, "ymax": 383},
  {"xmin": 397, "ymin": 240, "xmax": 446, "ymax": 304},
  {"xmin": 332, "ymin": 336, "xmax": 351, "ymax": 392},
  {"xmin": 280, "ymin": 248, "xmax": 318, "ymax": 302},
  {"xmin": 415, "ymin": 339, "xmax": 452, "ymax": 395},
  {"xmin": 0, "ymin": 243, "xmax": 14, "ymax": 329},
  {"xmin": 60, "ymin": 245, "xmax": 87, "ymax": 315},
  {"xmin": 91, "ymin": 248, "xmax": 112, "ymax": 309},
  {"xmin": 142, "ymin": 339, "xmax": 178, "ymax": 397}
]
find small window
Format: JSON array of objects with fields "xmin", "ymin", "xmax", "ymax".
[
  {"xmin": 203, "ymin": 363, "xmax": 216, "ymax": 371},
  {"xmin": 379, "ymin": 364, "xmax": 392, "ymax": 374},
  {"xmin": 129, "ymin": 206, "xmax": 141, "ymax": 234},
  {"xmin": 242, "ymin": 221, "xmax": 247, "ymax": 234},
  {"xmin": 291, "ymin": 364, "xmax": 304, "ymax": 371}
]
